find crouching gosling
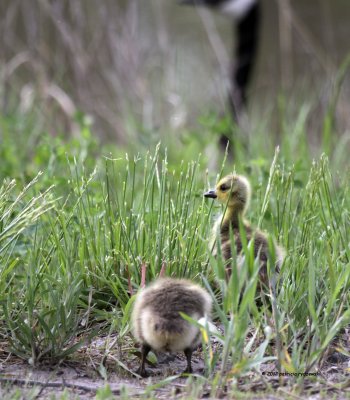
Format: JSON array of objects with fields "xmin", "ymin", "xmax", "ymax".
[{"xmin": 132, "ymin": 278, "xmax": 212, "ymax": 377}]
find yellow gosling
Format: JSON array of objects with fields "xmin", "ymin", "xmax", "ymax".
[{"xmin": 204, "ymin": 174, "xmax": 284, "ymax": 284}]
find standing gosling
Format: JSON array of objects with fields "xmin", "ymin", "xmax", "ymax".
[
  {"xmin": 132, "ymin": 278, "xmax": 212, "ymax": 377},
  {"xmin": 204, "ymin": 174, "xmax": 284, "ymax": 284}
]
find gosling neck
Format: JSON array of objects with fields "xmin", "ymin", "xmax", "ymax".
[{"xmin": 222, "ymin": 205, "xmax": 244, "ymax": 229}]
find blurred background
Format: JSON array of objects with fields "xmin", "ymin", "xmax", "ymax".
[{"xmin": 0, "ymin": 0, "xmax": 349, "ymax": 153}]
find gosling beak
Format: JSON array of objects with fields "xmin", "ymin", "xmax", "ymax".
[{"xmin": 204, "ymin": 189, "xmax": 217, "ymax": 199}]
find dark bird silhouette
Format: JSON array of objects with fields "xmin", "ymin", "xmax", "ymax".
[{"xmin": 181, "ymin": 0, "xmax": 261, "ymax": 151}]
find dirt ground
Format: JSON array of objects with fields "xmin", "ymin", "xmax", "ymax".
[{"xmin": 0, "ymin": 332, "xmax": 349, "ymax": 399}]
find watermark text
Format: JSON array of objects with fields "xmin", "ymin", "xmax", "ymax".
[{"xmin": 262, "ymin": 372, "xmax": 320, "ymax": 377}]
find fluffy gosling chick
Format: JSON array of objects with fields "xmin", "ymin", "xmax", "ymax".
[
  {"xmin": 204, "ymin": 174, "xmax": 284, "ymax": 284},
  {"xmin": 132, "ymin": 278, "xmax": 212, "ymax": 377}
]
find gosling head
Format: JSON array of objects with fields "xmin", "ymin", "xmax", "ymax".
[{"xmin": 204, "ymin": 174, "xmax": 251, "ymax": 215}]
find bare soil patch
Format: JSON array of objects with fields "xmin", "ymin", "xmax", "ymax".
[{"xmin": 0, "ymin": 333, "xmax": 349, "ymax": 399}]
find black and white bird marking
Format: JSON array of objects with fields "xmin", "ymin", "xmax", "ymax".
[{"xmin": 181, "ymin": 0, "xmax": 261, "ymax": 149}]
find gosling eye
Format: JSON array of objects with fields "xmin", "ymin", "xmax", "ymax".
[{"xmin": 219, "ymin": 184, "xmax": 230, "ymax": 191}]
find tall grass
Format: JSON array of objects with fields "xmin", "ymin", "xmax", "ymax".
[{"xmin": 0, "ymin": 110, "xmax": 349, "ymax": 397}]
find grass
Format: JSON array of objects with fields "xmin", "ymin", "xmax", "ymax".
[{"xmin": 0, "ymin": 105, "xmax": 349, "ymax": 399}]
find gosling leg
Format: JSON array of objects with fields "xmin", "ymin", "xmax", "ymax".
[
  {"xmin": 183, "ymin": 348, "xmax": 193, "ymax": 374},
  {"xmin": 137, "ymin": 343, "xmax": 151, "ymax": 377}
]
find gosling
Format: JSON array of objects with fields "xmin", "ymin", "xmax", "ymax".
[
  {"xmin": 132, "ymin": 278, "xmax": 212, "ymax": 377},
  {"xmin": 204, "ymin": 174, "xmax": 284, "ymax": 285}
]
